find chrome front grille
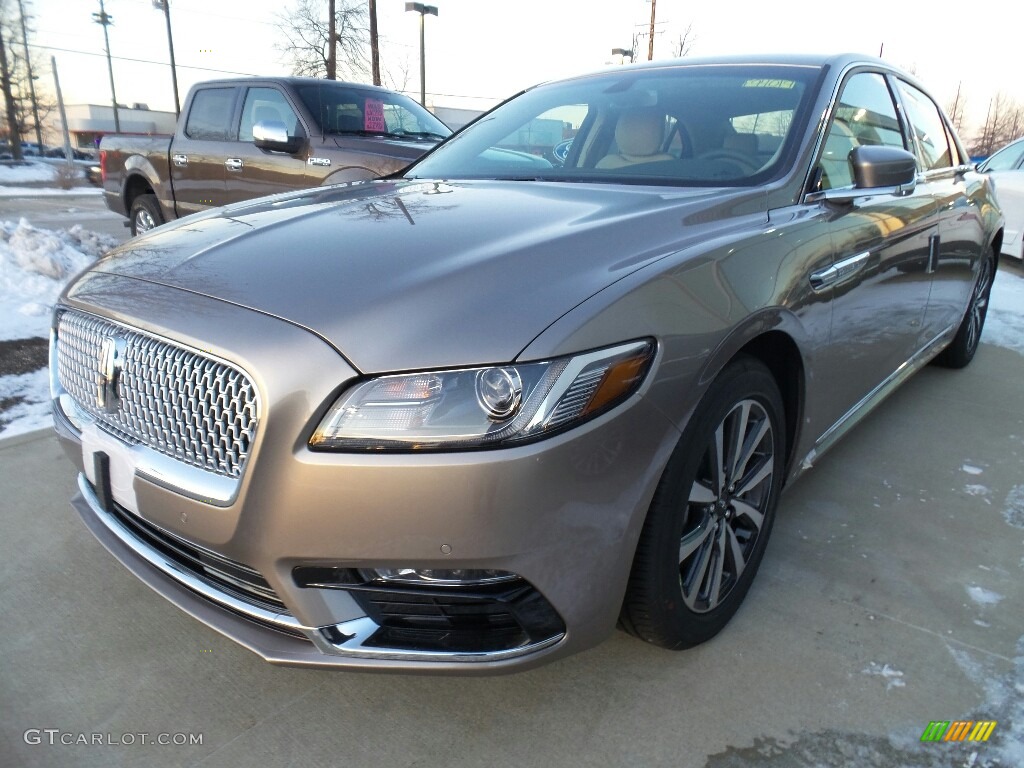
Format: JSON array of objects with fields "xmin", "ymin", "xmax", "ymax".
[{"xmin": 56, "ymin": 310, "xmax": 258, "ymax": 479}]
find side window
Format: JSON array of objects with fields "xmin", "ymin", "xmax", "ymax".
[
  {"xmin": 239, "ymin": 87, "xmax": 301, "ymax": 141},
  {"xmin": 896, "ymin": 80, "xmax": 952, "ymax": 171},
  {"xmin": 184, "ymin": 88, "xmax": 236, "ymax": 141},
  {"xmin": 981, "ymin": 140, "xmax": 1024, "ymax": 171},
  {"xmin": 818, "ymin": 73, "xmax": 903, "ymax": 190}
]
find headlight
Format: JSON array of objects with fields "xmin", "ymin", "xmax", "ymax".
[{"xmin": 310, "ymin": 339, "xmax": 654, "ymax": 451}]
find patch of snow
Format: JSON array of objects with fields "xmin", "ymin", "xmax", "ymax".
[
  {"xmin": 0, "ymin": 185, "xmax": 102, "ymax": 198},
  {"xmin": 0, "ymin": 369, "xmax": 51, "ymax": 438},
  {"xmin": 0, "ymin": 218, "xmax": 118, "ymax": 341},
  {"xmin": 0, "ymin": 160, "xmax": 58, "ymax": 183},
  {"xmin": 985, "ymin": 269, "xmax": 1024, "ymax": 356},
  {"xmin": 966, "ymin": 585, "xmax": 1004, "ymax": 606},
  {"xmin": 861, "ymin": 662, "xmax": 906, "ymax": 690},
  {"xmin": 965, "ymin": 484, "xmax": 990, "ymax": 497},
  {"xmin": 1004, "ymin": 485, "xmax": 1024, "ymax": 530},
  {"xmin": 962, "ymin": 464, "xmax": 984, "ymax": 475}
]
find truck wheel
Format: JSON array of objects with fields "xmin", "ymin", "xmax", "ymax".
[{"xmin": 129, "ymin": 194, "xmax": 164, "ymax": 237}]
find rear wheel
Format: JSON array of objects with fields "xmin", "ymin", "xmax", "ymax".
[
  {"xmin": 622, "ymin": 357, "xmax": 785, "ymax": 649},
  {"xmin": 934, "ymin": 247, "xmax": 995, "ymax": 369},
  {"xmin": 129, "ymin": 193, "xmax": 163, "ymax": 237}
]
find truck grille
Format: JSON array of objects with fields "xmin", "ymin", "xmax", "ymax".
[{"xmin": 56, "ymin": 310, "xmax": 258, "ymax": 479}]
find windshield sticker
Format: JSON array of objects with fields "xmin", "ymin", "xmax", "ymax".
[
  {"xmin": 742, "ymin": 79, "xmax": 797, "ymax": 89},
  {"xmin": 365, "ymin": 99, "xmax": 386, "ymax": 132}
]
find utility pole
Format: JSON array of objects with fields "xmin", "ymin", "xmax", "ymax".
[
  {"xmin": 153, "ymin": 0, "xmax": 180, "ymax": 117},
  {"xmin": 327, "ymin": 0, "xmax": 337, "ymax": 79},
  {"xmin": 0, "ymin": 21, "xmax": 23, "ymax": 160},
  {"xmin": 16, "ymin": 0, "xmax": 42, "ymax": 150},
  {"xmin": 369, "ymin": 0, "xmax": 380, "ymax": 86},
  {"xmin": 51, "ymin": 56, "xmax": 74, "ymax": 172},
  {"xmin": 93, "ymin": 0, "xmax": 120, "ymax": 133},
  {"xmin": 647, "ymin": 0, "xmax": 656, "ymax": 61}
]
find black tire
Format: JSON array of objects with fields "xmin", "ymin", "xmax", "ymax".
[
  {"xmin": 129, "ymin": 193, "xmax": 164, "ymax": 237},
  {"xmin": 934, "ymin": 247, "xmax": 995, "ymax": 369},
  {"xmin": 621, "ymin": 356, "xmax": 785, "ymax": 649}
]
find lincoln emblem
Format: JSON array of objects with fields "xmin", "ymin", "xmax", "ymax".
[{"xmin": 96, "ymin": 336, "xmax": 127, "ymax": 413}]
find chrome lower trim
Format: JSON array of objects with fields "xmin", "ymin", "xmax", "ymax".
[
  {"xmin": 803, "ymin": 324, "xmax": 955, "ymax": 469},
  {"xmin": 309, "ymin": 618, "xmax": 565, "ymax": 663},
  {"xmin": 77, "ymin": 473, "xmax": 564, "ymax": 664},
  {"xmin": 78, "ymin": 473, "xmax": 302, "ymax": 632}
]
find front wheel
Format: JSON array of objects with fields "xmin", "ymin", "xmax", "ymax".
[
  {"xmin": 934, "ymin": 248, "xmax": 995, "ymax": 369},
  {"xmin": 622, "ymin": 356, "xmax": 785, "ymax": 649},
  {"xmin": 129, "ymin": 193, "xmax": 164, "ymax": 237}
]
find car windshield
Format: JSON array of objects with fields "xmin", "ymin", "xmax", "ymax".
[
  {"xmin": 295, "ymin": 83, "xmax": 451, "ymax": 140},
  {"xmin": 408, "ymin": 64, "xmax": 821, "ymax": 186}
]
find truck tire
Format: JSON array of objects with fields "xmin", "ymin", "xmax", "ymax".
[{"xmin": 129, "ymin": 194, "xmax": 164, "ymax": 237}]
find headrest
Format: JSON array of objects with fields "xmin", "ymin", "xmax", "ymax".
[{"xmin": 615, "ymin": 109, "xmax": 666, "ymax": 157}]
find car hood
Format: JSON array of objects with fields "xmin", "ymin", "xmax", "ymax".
[{"xmin": 85, "ymin": 179, "xmax": 764, "ymax": 373}]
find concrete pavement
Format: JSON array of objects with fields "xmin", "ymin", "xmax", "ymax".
[{"xmin": 1, "ymin": 343, "xmax": 1022, "ymax": 768}]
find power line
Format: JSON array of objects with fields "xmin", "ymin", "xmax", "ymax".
[
  {"xmin": 29, "ymin": 43, "xmax": 504, "ymax": 103},
  {"xmin": 30, "ymin": 42, "xmax": 263, "ymax": 77}
]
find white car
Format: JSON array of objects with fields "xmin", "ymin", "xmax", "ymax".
[{"xmin": 979, "ymin": 136, "xmax": 1024, "ymax": 260}]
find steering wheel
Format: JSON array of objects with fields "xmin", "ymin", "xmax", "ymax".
[{"xmin": 696, "ymin": 149, "xmax": 760, "ymax": 174}]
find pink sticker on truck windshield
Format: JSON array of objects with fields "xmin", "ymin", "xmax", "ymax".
[{"xmin": 364, "ymin": 99, "xmax": 386, "ymax": 132}]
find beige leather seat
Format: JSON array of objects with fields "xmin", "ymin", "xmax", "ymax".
[{"xmin": 596, "ymin": 109, "xmax": 674, "ymax": 169}]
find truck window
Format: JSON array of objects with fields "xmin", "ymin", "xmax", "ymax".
[
  {"xmin": 239, "ymin": 87, "xmax": 301, "ymax": 141},
  {"xmin": 185, "ymin": 88, "xmax": 236, "ymax": 141}
]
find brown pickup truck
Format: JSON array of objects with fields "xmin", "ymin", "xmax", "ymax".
[{"xmin": 100, "ymin": 76, "xmax": 451, "ymax": 235}]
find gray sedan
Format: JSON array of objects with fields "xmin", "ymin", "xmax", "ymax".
[{"xmin": 51, "ymin": 53, "xmax": 1003, "ymax": 672}]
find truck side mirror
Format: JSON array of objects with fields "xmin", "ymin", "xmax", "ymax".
[{"xmin": 254, "ymin": 120, "xmax": 303, "ymax": 154}]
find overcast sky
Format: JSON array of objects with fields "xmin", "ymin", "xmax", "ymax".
[{"xmin": 29, "ymin": 0, "xmax": 1022, "ymax": 138}]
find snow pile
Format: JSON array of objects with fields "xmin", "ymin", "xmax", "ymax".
[
  {"xmin": 0, "ymin": 369, "xmax": 50, "ymax": 436},
  {"xmin": 861, "ymin": 662, "xmax": 906, "ymax": 690},
  {"xmin": 0, "ymin": 218, "xmax": 119, "ymax": 341},
  {"xmin": 985, "ymin": 268, "xmax": 1024, "ymax": 356},
  {"xmin": 0, "ymin": 160, "xmax": 58, "ymax": 184}
]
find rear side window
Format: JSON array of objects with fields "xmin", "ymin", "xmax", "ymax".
[
  {"xmin": 185, "ymin": 88, "xmax": 236, "ymax": 141},
  {"xmin": 896, "ymin": 80, "xmax": 952, "ymax": 171}
]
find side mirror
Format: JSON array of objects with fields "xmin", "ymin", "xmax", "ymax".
[
  {"xmin": 254, "ymin": 120, "xmax": 303, "ymax": 154},
  {"xmin": 850, "ymin": 145, "xmax": 917, "ymax": 189},
  {"xmin": 822, "ymin": 145, "xmax": 918, "ymax": 204}
]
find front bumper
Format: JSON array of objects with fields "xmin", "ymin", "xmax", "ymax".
[{"xmin": 54, "ymin": 278, "xmax": 679, "ymax": 671}]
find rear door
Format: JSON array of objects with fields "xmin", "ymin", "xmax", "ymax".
[
  {"xmin": 170, "ymin": 86, "xmax": 240, "ymax": 216},
  {"xmin": 810, "ymin": 70, "xmax": 938, "ymax": 432},
  {"xmin": 223, "ymin": 85, "xmax": 311, "ymax": 205},
  {"xmin": 894, "ymin": 78, "xmax": 983, "ymax": 342}
]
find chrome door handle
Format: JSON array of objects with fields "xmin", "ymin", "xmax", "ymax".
[
  {"xmin": 172, "ymin": 153, "xmax": 188, "ymax": 167},
  {"xmin": 810, "ymin": 251, "xmax": 869, "ymax": 292},
  {"xmin": 225, "ymin": 158, "xmax": 243, "ymax": 171},
  {"xmin": 809, "ymin": 266, "xmax": 838, "ymax": 291}
]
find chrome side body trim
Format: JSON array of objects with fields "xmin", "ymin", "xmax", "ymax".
[{"xmin": 802, "ymin": 324, "xmax": 955, "ymax": 469}]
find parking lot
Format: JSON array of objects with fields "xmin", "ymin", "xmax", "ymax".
[{"xmin": 0, "ymin": 194, "xmax": 1022, "ymax": 768}]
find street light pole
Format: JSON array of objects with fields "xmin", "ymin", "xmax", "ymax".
[
  {"xmin": 153, "ymin": 0, "xmax": 181, "ymax": 117},
  {"xmin": 92, "ymin": 0, "xmax": 120, "ymax": 133},
  {"xmin": 405, "ymin": 3, "xmax": 437, "ymax": 107}
]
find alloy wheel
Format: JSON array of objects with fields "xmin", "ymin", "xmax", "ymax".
[{"xmin": 679, "ymin": 398, "xmax": 775, "ymax": 613}]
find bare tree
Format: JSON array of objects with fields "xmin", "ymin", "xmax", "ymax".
[
  {"xmin": 276, "ymin": 0, "xmax": 368, "ymax": 81},
  {"xmin": 945, "ymin": 83, "xmax": 967, "ymax": 136},
  {"xmin": 672, "ymin": 23, "xmax": 696, "ymax": 58},
  {"xmin": 968, "ymin": 92, "xmax": 1024, "ymax": 157}
]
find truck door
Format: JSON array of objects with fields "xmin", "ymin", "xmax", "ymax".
[
  {"xmin": 171, "ymin": 86, "xmax": 240, "ymax": 216},
  {"xmin": 223, "ymin": 86, "xmax": 310, "ymax": 206}
]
